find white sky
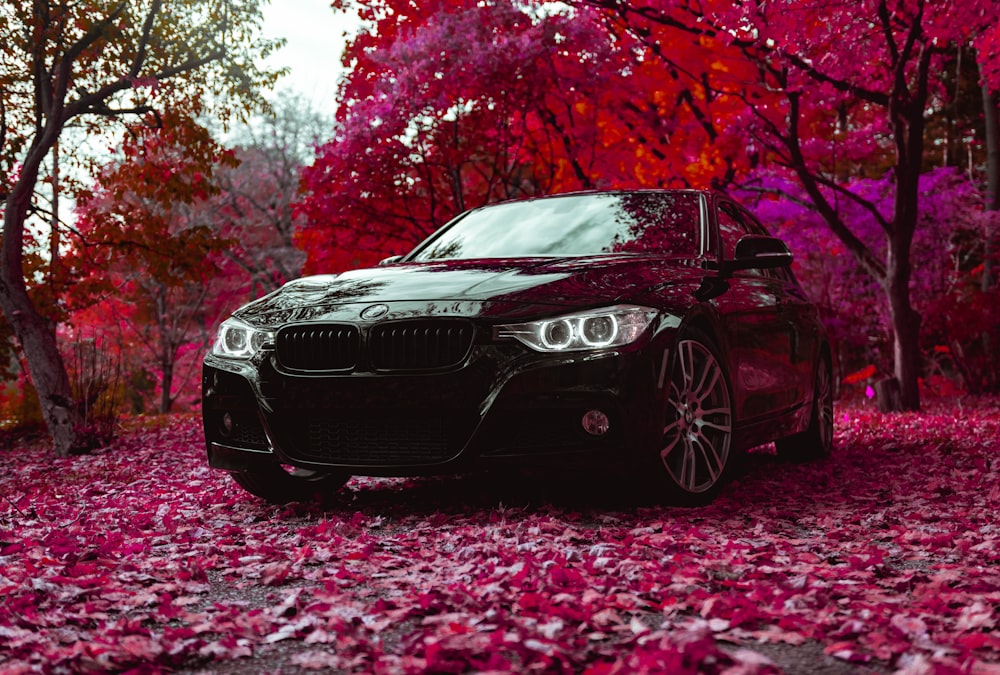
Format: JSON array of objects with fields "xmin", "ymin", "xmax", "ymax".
[{"xmin": 259, "ymin": 0, "xmax": 360, "ymax": 108}]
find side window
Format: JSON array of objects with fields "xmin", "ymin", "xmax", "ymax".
[{"xmin": 716, "ymin": 205, "xmax": 746, "ymax": 262}]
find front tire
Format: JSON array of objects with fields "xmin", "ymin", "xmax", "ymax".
[
  {"xmin": 655, "ymin": 331, "xmax": 735, "ymax": 505},
  {"xmin": 230, "ymin": 464, "xmax": 350, "ymax": 504}
]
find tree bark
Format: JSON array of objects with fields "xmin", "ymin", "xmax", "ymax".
[
  {"xmin": 885, "ymin": 248, "xmax": 922, "ymax": 411},
  {"xmin": 1, "ymin": 181, "xmax": 78, "ymax": 455},
  {"xmin": 884, "ymin": 163, "xmax": 923, "ymax": 411},
  {"xmin": 983, "ymin": 82, "xmax": 998, "ymax": 283},
  {"xmin": 160, "ymin": 357, "xmax": 174, "ymax": 414},
  {"xmin": 154, "ymin": 283, "xmax": 177, "ymax": 414},
  {"xmin": 980, "ymin": 81, "xmax": 998, "ymax": 391}
]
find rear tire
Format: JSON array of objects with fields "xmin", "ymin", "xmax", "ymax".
[
  {"xmin": 230, "ymin": 464, "xmax": 350, "ymax": 504},
  {"xmin": 775, "ymin": 354, "xmax": 834, "ymax": 461},
  {"xmin": 654, "ymin": 330, "xmax": 735, "ymax": 505}
]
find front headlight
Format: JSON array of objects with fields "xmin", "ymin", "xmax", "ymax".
[
  {"xmin": 498, "ymin": 305, "xmax": 657, "ymax": 352},
  {"xmin": 211, "ymin": 317, "xmax": 274, "ymax": 360}
]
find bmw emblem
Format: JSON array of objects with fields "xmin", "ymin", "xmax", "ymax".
[{"xmin": 360, "ymin": 304, "xmax": 389, "ymax": 320}]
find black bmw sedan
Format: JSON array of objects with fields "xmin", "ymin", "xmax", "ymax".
[{"xmin": 202, "ymin": 190, "xmax": 834, "ymax": 504}]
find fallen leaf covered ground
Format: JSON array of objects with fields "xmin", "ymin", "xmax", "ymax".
[{"xmin": 1, "ymin": 398, "xmax": 998, "ymax": 674}]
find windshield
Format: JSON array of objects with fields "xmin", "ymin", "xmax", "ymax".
[{"xmin": 407, "ymin": 192, "xmax": 704, "ymax": 261}]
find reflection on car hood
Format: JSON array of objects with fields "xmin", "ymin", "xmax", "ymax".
[{"xmin": 235, "ymin": 255, "xmax": 700, "ymax": 325}]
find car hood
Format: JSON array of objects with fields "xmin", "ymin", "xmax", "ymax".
[{"xmin": 236, "ymin": 255, "xmax": 702, "ymax": 325}]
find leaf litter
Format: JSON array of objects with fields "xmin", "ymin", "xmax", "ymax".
[{"xmin": 0, "ymin": 399, "xmax": 998, "ymax": 674}]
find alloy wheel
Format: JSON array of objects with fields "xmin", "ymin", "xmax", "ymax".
[{"xmin": 661, "ymin": 338, "xmax": 734, "ymax": 494}]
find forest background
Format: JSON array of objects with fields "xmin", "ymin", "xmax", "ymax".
[{"xmin": 2, "ymin": 0, "xmax": 1000, "ymax": 454}]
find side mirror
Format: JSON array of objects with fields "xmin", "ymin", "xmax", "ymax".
[
  {"xmin": 728, "ymin": 235, "xmax": 792, "ymax": 271},
  {"xmin": 378, "ymin": 255, "xmax": 403, "ymax": 266}
]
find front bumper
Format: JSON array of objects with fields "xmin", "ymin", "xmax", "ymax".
[{"xmin": 202, "ymin": 337, "xmax": 668, "ymax": 476}]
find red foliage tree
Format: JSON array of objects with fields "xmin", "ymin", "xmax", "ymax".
[
  {"xmin": 297, "ymin": 0, "xmax": 766, "ymax": 274},
  {"xmin": 209, "ymin": 97, "xmax": 328, "ymax": 295},
  {"xmin": 0, "ymin": 0, "xmax": 280, "ymax": 453},
  {"xmin": 67, "ymin": 104, "xmax": 325, "ymax": 414},
  {"xmin": 584, "ymin": 0, "xmax": 1000, "ymax": 410},
  {"xmin": 69, "ymin": 114, "xmax": 239, "ymax": 414},
  {"xmin": 741, "ymin": 168, "xmax": 1000, "ymax": 396}
]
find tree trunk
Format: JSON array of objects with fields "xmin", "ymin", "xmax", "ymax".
[
  {"xmin": 982, "ymin": 82, "xmax": 998, "ymax": 284},
  {"xmin": 874, "ymin": 376, "xmax": 902, "ymax": 413},
  {"xmin": 156, "ymin": 285, "xmax": 175, "ymax": 414},
  {"xmin": 1, "ymin": 144, "xmax": 79, "ymax": 456},
  {"xmin": 0, "ymin": 261, "xmax": 77, "ymax": 458},
  {"xmin": 981, "ymin": 82, "xmax": 998, "ymax": 392},
  {"xmin": 160, "ymin": 358, "xmax": 174, "ymax": 414},
  {"xmin": 0, "ymin": 283, "xmax": 77, "ymax": 453},
  {"xmin": 884, "ymin": 170, "xmax": 923, "ymax": 411},
  {"xmin": 879, "ymin": 42, "xmax": 932, "ymax": 413},
  {"xmin": 885, "ymin": 271, "xmax": 922, "ymax": 411}
]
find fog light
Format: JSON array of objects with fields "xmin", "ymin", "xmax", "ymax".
[
  {"xmin": 582, "ymin": 410, "xmax": 610, "ymax": 436},
  {"xmin": 221, "ymin": 412, "xmax": 233, "ymax": 437}
]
